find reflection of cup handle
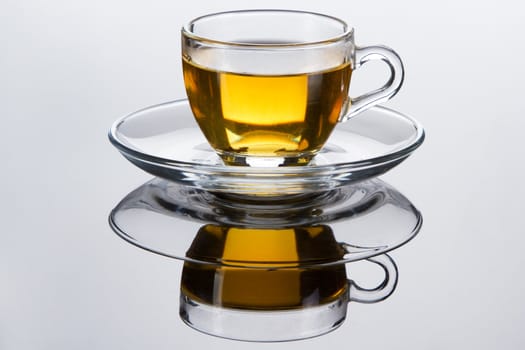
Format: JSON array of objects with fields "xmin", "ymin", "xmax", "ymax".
[
  {"xmin": 348, "ymin": 253, "xmax": 398, "ymax": 303},
  {"xmin": 340, "ymin": 46, "xmax": 405, "ymax": 122}
]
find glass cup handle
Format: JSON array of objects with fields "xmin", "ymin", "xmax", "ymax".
[
  {"xmin": 348, "ymin": 253, "xmax": 398, "ymax": 303},
  {"xmin": 340, "ymin": 46, "xmax": 405, "ymax": 122}
]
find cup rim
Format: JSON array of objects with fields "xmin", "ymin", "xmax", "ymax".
[{"xmin": 182, "ymin": 9, "xmax": 354, "ymax": 48}]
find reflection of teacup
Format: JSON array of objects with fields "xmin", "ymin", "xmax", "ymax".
[
  {"xmin": 182, "ymin": 10, "xmax": 404, "ymax": 166},
  {"xmin": 180, "ymin": 224, "xmax": 398, "ymax": 341}
]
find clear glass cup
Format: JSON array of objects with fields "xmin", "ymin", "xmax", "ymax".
[
  {"xmin": 182, "ymin": 10, "xmax": 404, "ymax": 166},
  {"xmin": 180, "ymin": 250, "xmax": 398, "ymax": 342}
]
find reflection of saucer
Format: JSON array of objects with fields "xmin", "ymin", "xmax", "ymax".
[
  {"xmin": 108, "ymin": 178, "xmax": 422, "ymax": 268},
  {"xmin": 109, "ymin": 99, "xmax": 424, "ymax": 195}
]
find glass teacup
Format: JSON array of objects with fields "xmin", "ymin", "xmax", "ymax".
[
  {"xmin": 180, "ymin": 224, "xmax": 398, "ymax": 341},
  {"xmin": 182, "ymin": 10, "xmax": 404, "ymax": 166}
]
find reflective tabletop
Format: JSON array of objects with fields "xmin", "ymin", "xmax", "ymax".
[{"xmin": 2, "ymin": 1, "xmax": 525, "ymax": 349}]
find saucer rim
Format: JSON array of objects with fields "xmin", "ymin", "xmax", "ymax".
[
  {"xmin": 108, "ymin": 206, "xmax": 423, "ymax": 268},
  {"xmin": 108, "ymin": 177, "xmax": 424, "ymax": 269},
  {"xmin": 108, "ymin": 99, "xmax": 425, "ymax": 174}
]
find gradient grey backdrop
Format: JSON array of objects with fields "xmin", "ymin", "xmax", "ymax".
[{"xmin": 2, "ymin": 0, "xmax": 524, "ymax": 349}]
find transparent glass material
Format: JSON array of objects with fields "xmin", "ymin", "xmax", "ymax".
[
  {"xmin": 181, "ymin": 10, "xmax": 405, "ymax": 166},
  {"xmin": 108, "ymin": 100, "xmax": 424, "ymax": 196},
  {"xmin": 179, "ymin": 253, "xmax": 398, "ymax": 342},
  {"xmin": 108, "ymin": 178, "xmax": 422, "ymax": 268},
  {"xmin": 182, "ymin": 10, "xmax": 352, "ymax": 75},
  {"xmin": 109, "ymin": 178, "xmax": 415, "ymax": 341}
]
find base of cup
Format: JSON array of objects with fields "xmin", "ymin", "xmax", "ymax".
[
  {"xmin": 179, "ymin": 291, "xmax": 348, "ymax": 342},
  {"xmin": 219, "ymin": 152, "xmax": 315, "ymax": 167}
]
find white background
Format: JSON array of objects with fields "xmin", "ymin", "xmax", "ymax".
[{"xmin": 2, "ymin": 0, "xmax": 525, "ymax": 349}]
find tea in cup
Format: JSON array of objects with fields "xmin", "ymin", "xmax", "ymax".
[
  {"xmin": 182, "ymin": 10, "xmax": 404, "ymax": 166},
  {"xmin": 179, "ymin": 224, "xmax": 398, "ymax": 341}
]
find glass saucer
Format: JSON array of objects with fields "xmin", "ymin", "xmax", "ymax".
[
  {"xmin": 108, "ymin": 99, "xmax": 425, "ymax": 196},
  {"xmin": 108, "ymin": 177, "xmax": 422, "ymax": 268}
]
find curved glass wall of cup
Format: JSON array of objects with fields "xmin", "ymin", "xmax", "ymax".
[
  {"xmin": 108, "ymin": 99, "xmax": 424, "ymax": 196},
  {"xmin": 179, "ymin": 253, "xmax": 398, "ymax": 342},
  {"xmin": 109, "ymin": 177, "xmax": 421, "ymax": 269},
  {"xmin": 109, "ymin": 178, "xmax": 418, "ymax": 341}
]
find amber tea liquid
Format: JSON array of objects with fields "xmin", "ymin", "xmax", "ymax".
[
  {"xmin": 181, "ymin": 225, "xmax": 348, "ymax": 310},
  {"xmin": 183, "ymin": 58, "xmax": 352, "ymax": 165}
]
